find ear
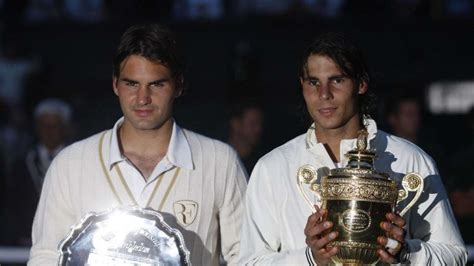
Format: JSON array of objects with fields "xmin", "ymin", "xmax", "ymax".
[
  {"xmin": 112, "ymin": 76, "xmax": 119, "ymax": 96},
  {"xmin": 299, "ymin": 77, "xmax": 304, "ymax": 87},
  {"xmin": 174, "ymin": 76, "xmax": 184, "ymax": 98},
  {"xmin": 175, "ymin": 87, "xmax": 183, "ymax": 98},
  {"xmin": 358, "ymin": 81, "xmax": 368, "ymax": 95}
]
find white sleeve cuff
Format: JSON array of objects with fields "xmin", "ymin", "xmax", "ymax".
[{"xmin": 306, "ymin": 246, "xmax": 317, "ymax": 266}]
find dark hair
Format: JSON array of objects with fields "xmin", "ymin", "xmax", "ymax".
[
  {"xmin": 299, "ymin": 32, "xmax": 376, "ymax": 120},
  {"xmin": 113, "ymin": 24, "xmax": 185, "ymax": 90}
]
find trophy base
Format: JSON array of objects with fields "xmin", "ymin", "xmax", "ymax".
[{"xmin": 329, "ymin": 240, "xmax": 381, "ymax": 265}]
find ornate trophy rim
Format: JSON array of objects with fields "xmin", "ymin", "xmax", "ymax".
[
  {"xmin": 58, "ymin": 206, "xmax": 191, "ymax": 266},
  {"xmin": 329, "ymin": 168, "xmax": 390, "ymax": 180}
]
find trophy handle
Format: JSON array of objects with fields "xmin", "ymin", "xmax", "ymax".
[
  {"xmin": 397, "ymin": 172, "xmax": 424, "ymax": 216},
  {"xmin": 297, "ymin": 165, "xmax": 319, "ymax": 213}
]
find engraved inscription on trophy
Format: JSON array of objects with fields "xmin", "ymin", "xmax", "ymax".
[{"xmin": 340, "ymin": 209, "xmax": 371, "ymax": 233}]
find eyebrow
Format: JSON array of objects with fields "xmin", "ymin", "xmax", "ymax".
[
  {"xmin": 304, "ymin": 74, "xmax": 347, "ymax": 80},
  {"xmin": 328, "ymin": 74, "xmax": 347, "ymax": 80},
  {"xmin": 303, "ymin": 75, "xmax": 318, "ymax": 81},
  {"xmin": 120, "ymin": 77, "xmax": 171, "ymax": 86}
]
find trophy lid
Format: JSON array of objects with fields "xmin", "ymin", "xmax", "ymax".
[{"xmin": 329, "ymin": 129, "xmax": 389, "ymax": 180}]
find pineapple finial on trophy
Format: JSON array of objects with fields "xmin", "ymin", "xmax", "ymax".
[
  {"xmin": 346, "ymin": 129, "xmax": 376, "ymax": 170},
  {"xmin": 356, "ymin": 129, "xmax": 368, "ymax": 151}
]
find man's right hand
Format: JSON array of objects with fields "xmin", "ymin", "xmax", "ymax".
[{"xmin": 304, "ymin": 205, "xmax": 338, "ymax": 266}]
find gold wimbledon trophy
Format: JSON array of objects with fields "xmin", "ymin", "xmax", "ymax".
[{"xmin": 297, "ymin": 130, "xmax": 423, "ymax": 265}]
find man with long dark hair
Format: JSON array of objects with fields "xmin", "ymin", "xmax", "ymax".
[
  {"xmin": 29, "ymin": 24, "xmax": 247, "ymax": 265},
  {"xmin": 239, "ymin": 33, "xmax": 466, "ymax": 265}
]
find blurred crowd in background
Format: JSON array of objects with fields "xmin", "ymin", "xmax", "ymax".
[
  {"xmin": 0, "ymin": 0, "xmax": 473, "ymax": 264},
  {"xmin": 0, "ymin": 0, "xmax": 473, "ymax": 24}
]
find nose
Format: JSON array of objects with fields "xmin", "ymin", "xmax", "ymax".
[
  {"xmin": 318, "ymin": 83, "xmax": 333, "ymax": 100},
  {"xmin": 137, "ymin": 86, "xmax": 151, "ymax": 106}
]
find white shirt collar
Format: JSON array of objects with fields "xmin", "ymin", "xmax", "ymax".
[
  {"xmin": 108, "ymin": 117, "xmax": 194, "ymax": 170},
  {"xmin": 305, "ymin": 118, "xmax": 378, "ymax": 149}
]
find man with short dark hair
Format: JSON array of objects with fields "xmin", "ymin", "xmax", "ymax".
[
  {"xmin": 239, "ymin": 33, "xmax": 466, "ymax": 265},
  {"xmin": 29, "ymin": 24, "xmax": 247, "ymax": 265}
]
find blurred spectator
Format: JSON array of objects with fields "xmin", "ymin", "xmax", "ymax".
[
  {"xmin": 228, "ymin": 101, "xmax": 264, "ymax": 176},
  {"xmin": 385, "ymin": 91, "xmax": 445, "ymax": 172},
  {"xmin": 386, "ymin": 93, "xmax": 422, "ymax": 144},
  {"xmin": 0, "ymin": 105, "xmax": 32, "ymax": 174},
  {"xmin": 0, "ymin": 34, "xmax": 40, "ymax": 170},
  {"xmin": 63, "ymin": 0, "xmax": 105, "ymax": 23},
  {"xmin": 24, "ymin": 0, "xmax": 105, "ymax": 23},
  {"xmin": 312, "ymin": 0, "xmax": 345, "ymax": 18},
  {"xmin": 235, "ymin": 0, "xmax": 344, "ymax": 17},
  {"xmin": 446, "ymin": 0, "xmax": 473, "ymax": 17},
  {"xmin": 0, "ymin": 36, "xmax": 38, "ymax": 108},
  {"xmin": 447, "ymin": 107, "xmax": 474, "ymax": 244},
  {"xmin": 24, "ymin": 0, "xmax": 62, "ymax": 22},
  {"xmin": 173, "ymin": 0, "xmax": 224, "ymax": 20},
  {"xmin": 6, "ymin": 98, "xmax": 73, "ymax": 245}
]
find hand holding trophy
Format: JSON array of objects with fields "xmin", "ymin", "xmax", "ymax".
[
  {"xmin": 298, "ymin": 130, "xmax": 423, "ymax": 265},
  {"xmin": 304, "ymin": 205, "xmax": 339, "ymax": 265}
]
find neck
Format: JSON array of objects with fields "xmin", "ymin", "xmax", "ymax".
[
  {"xmin": 117, "ymin": 119, "xmax": 174, "ymax": 179},
  {"xmin": 314, "ymin": 117, "xmax": 362, "ymax": 162},
  {"xmin": 119, "ymin": 119, "xmax": 173, "ymax": 159}
]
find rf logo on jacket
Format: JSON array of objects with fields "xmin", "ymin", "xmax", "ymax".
[{"xmin": 173, "ymin": 200, "xmax": 198, "ymax": 227}]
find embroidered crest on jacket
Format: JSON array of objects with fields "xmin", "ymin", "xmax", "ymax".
[{"xmin": 173, "ymin": 200, "xmax": 198, "ymax": 226}]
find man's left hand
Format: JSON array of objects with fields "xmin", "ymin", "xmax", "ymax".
[{"xmin": 377, "ymin": 212, "xmax": 406, "ymax": 263}]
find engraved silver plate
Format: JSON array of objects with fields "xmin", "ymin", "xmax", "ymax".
[{"xmin": 58, "ymin": 207, "xmax": 191, "ymax": 265}]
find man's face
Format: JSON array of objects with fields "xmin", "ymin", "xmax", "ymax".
[
  {"xmin": 36, "ymin": 113, "xmax": 68, "ymax": 150},
  {"xmin": 113, "ymin": 55, "xmax": 181, "ymax": 131},
  {"xmin": 392, "ymin": 100, "xmax": 420, "ymax": 136},
  {"xmin": 300, "ymin": 54, "xmax": 367, "ymax": 132}
]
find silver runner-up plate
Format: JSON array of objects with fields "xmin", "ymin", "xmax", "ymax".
[{"xmin": 58, "ymin": 207, "xmax": 191, "ymax": 266}]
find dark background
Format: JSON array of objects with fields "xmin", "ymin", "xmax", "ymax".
[
  {"xmin": 8, "ymin": 20, "xmax": 474, "ymax": 149},
  {"xmin": 0, "ymin": 0, "xmax": 473, "ymax": 264}
]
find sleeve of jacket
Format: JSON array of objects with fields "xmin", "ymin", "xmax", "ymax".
[
  {"xmin": 28, "ymin": 149, "xmax": 75, "ymax": 265},
  {"xmin": 239, "ymin": 159, "xmax": 313, "ymax": 265},
  {"xmin": 219, "ymin": 148, "xmax": 248, "ymax": 265},
  {"xmin": 404, "ymin": 157, "xmax": 467, "ymax": 265}
]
